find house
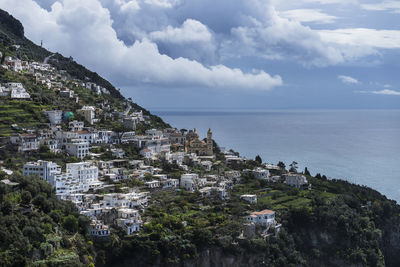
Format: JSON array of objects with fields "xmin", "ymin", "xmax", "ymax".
[
  {"xmin": 116, "ymin": 209, "xmax": 142, "ymax": 235},
  {"xmin": 180, "ymin": 173, "xmax": 206, "ymax": 192},
  {"xmin": 69, "ymin": 120, "xmax": 84, "ymax": 131},
  {"xmin": 145, "ymin": 180, "xmax": 160, "ymax": 189},
  {"xmin": 121, "ymin": 131, "xmax": 136, "ymax": 144},
  {"xmin": 246, "ymin": 209, "xmax": 276, "ymax": 226},
  {"xmin": 59, "ymin": 89, "xmax": 74, "ymax": 98},
  {"xmin": 201, "ymin": 161, "xmax": 213, "ymax": 171},
  {"xmin": 111, "ymin": 148, "xmax": 125, "ymax": 159},
  {"xmin": 10, "ymin": 134, "xmax": 40, "ymax": 152},
  {"xmin": 22, "ymin": 160, "xmax": 61, "ymax": 186},
  {"xmin": 97, "ymin": 130, "xmax": 114, "ymax": 144},
  {"xmin": 285, "ymin": 174, "xmax": 308, "ymax": 188},
  {"xmin": 89, "ymin": 220, "xmax": 110, "ymax": 237},
  {"xmin": 11, "ymin": 87, "xmax": 30, "ymax": 99},
  {"xmin": 240, "ymin": 194, "xmax": 257, "ymax": 204},
  {"xmin": 161, "ymin": 179, "xmax": 179, "ymax": 189},
  {"xmin": 165, "ymin": 130, "xmax": 186, "ymax": 145},
  {"xmin": 44, "ymin": 110, "xmax": 63, "ymax": 125},
  {"xmin": 66, "ymin": 162, "xmax": 102, "ymax": 192},
  {"xmin": 199, "ymin": 186, "xmax": 227, "ymax": 200},
  {"xmin": 40, "ymin": 138, "xmax": 59, "ymax": 153},
  {"xmin": 65, "ymin": 139, "xmax": 89, "ymax": 159},
  {"xmin": 78, "ymin": 106, "xmax": 96, "ymax": 124},
  {"xmin": 123, "ymin": 116, "xmax": 139, "ymax": 130},
  {"xmin": 253, "ymin": 167, "xmax": 270, "ymax": 180},
  {"xmin": 224, "ymin": 170, "xmax": 242, "ymax": 182},
  {"xmin": 140, "ymin": 148, "xmax": 153, "ymax": 159}
]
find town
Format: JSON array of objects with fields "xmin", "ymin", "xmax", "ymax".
[{"xmin": 0, "ymin": 53, "xmax": 311, "ymax": 241}]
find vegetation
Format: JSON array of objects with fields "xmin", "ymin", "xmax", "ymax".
[{"xmin": 0, "ymin": 174, "xmax": 94, "ymax": 266}]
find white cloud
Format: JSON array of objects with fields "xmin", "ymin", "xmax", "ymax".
[
  {"xmin": 149, "ymin": 19, "xmax": 212, "ymax": 44},
  {"xmin": 361, "ymin": 1, "xmax": 400, "ymax": 13},
  {"xmin": 338, "ymin": 75, "xmax": 359, "ymax": 84},
  {"xmin": 0, "ymin": 0, "xmax": 282, "ymax": 91},
  {"xmin": 319, "ymin": 28, "xmax": 400, "ymax": 49},
  {"xmin": 279, "ymin": 9, "xmax": 337, "ymax": 24},
  {"xmin": 118, "ymin": 0, "xmax": 140, "ymax": 13},
  {"xmin": 5, "ymin": 0, "xmax": 400, "ymax": 71},
  {"xmin": 372, "ymin": 89, "xmax": 400, "ymax": 96},
  {"xmin": 302, "ymin": 0, "xmax": 358, "ymax": 5}
]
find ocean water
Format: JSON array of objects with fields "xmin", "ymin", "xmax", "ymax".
[{"xmin": 153, "ymin": 109, "xmax": 400, "ymax": 203}]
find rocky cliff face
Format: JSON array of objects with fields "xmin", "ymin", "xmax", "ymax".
[{"xmin": 183, "ymin": 248, "xmax": 265, "ymax": 267}]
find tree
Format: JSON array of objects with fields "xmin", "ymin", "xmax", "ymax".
[
  {"xmin": 255, "ymin": 155, "xmax": 262, "ymax": 165},
  {"xmin": 289, "ymin": 161, "xmax": 298, "ymax": 173},
  {"xmin": 62, "ymin": 215, "xmax": 79, "ymax": 233},
  {"xmin": 21, "ymin": 190, "xmax": 32, "ymax": 205},
  {"xmin": 304, "ymin": 167, "xmax": 310, "ymax": 176},
  {"xmin": 277, "ymin": 161, "xmax": 286, "ymax": 170}
]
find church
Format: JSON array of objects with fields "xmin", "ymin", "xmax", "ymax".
[{"xmin": 185, "ymin": 128, "xmax": 213, "ymax": 156}]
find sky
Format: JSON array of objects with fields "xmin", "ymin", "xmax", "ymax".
[{"xmin": 0, "ymin": 0, "xmax": 399, "ymax": 110}]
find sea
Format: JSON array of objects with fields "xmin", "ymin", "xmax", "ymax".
[{"xmin": 153, "ymin": 109, "xmax": 400, "ymax": 203}]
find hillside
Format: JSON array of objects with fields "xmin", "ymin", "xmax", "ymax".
[{"xmin": 0, "ymin": 9, "xmax": 169, "ymax": 138}]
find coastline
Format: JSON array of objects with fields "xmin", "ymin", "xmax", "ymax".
[{"xmin": 153, "ymin": 108, "xmax": 400, "ymax": 203}]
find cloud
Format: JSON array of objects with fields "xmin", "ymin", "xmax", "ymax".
[
  {"xmin": 357, "ymin": 89, "xmax": 400, "ymax": 96},
  {"xmin": 361, "ymin": 1, "xmax": 400, "ymax": 13},
  {"xmin": 279, "ymin": 9, "xmax": 338, "ymax": 24},
  {"xmin": 149, "ymin": 19, "xmax": 212, "ymax": 44},
  {"xmin": 371, "ymin": 89, "xmax": 400, "ymax": 96},
  {"xmin": 338, "ymin": 75, "xmax": 359, "ymax": 84},
  {"xmin": 318, "ymin": 28, "xmax": 400, "ymax": 49},
  {"xmin": 302, "ymin": 0, "xmax": 358, "ymax": 5},
  {"xmin": 0, "ymin": 0, "xmax": 282, "ymax": 91},
  {"xmin": 4, "ymin": 0, "xmax": 400, "ymax": 72}
]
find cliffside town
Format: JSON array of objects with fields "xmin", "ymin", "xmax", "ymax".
[{"xmin": 0, "ymin": 9, "xmax": 400, "ymax": 267}]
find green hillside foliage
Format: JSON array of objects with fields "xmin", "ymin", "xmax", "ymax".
[{"xmin": 0, "ymin": 173, "xmax": 94, "ymax": 266}]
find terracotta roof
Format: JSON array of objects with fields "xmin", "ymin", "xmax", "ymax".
[{"xmin": 250, "ymin": 209, "xmax": 275, "ymax": 216}]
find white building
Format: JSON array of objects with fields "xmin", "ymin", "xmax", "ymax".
[
  {"xmin": 44, "ymin": 110, "xmax": 63, "ymax": 125},
  {"xmin": 111, "ymin": 148, "xmax": 125, "ymax": 159},
  {"xmin": 69, "ymin": 120, "xmax": 84, "ymax": 131},
  {"xmin": 10, "ymin": 134, "xmax": 40, "ymax": 152},
  {"xmin": 240, "ymin": 194, "xmax": 257, "ymax": 204},
  {"xmin": 224, "ymin": 170, "xmax": 241, "ymax": 181},
  {"xmin": 121, "ymin": 131, "xmax": 136, "ymax": 144},
  {"xmin": 54, "ymin": 172, "xmax": 81, "ymax": 195},
  {"xmin": 89, "ymin": 220, "xmax": 110, "ymax": 237},
  {"xmin": 65, "ymin": 139, "xmax": 89, "ymax": 159},
  {"xmin": 116, "ymin": 209, "xmax": 142, "ymax": 235},
  {"xmin": 246, "ymin": 209, "xmax": 276, "ymax": 226},
  {"xmin": 161, "ymin": 179, "xmax": 179, "ymax": 189},
  {"xmin": 145, "ymin": 180, "xmax": 160, "ymax": 189},
  {"xmin": 253, "ymin": 168, "xmax": 270, "ymax": 180},
  {"xmin": 11, "ymin": 87, "xmax": 30, "ymax": 99},
  {"xmin": 180, "ymin": 173, "xmax": 206, "ymax": 192},
  {"xmin": 285, "ymin": 174, "xmax": 308, "ymax": 188},
  {"xmin": 79, "ymin": 106, "xmax": 95, "ymax": 124},
  {"xmin": 22, "ymin": 160, "xmax": 61, "ymax": 185},
  {"xmin": 66, "ymin": 162, "xmax": 102, "ymax": 192}
]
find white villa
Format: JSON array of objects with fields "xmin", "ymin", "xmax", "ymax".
[
  {"xmin": 285, "ymin": 174, "xmax": 308, "ymax": 188},
  {"xmin": 240, "ymin": 194, "xmax": 257, "ymax": 204},
  {"xmin": 246, "ymin": 209, "xmax": 276, "ymax": 226}
]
